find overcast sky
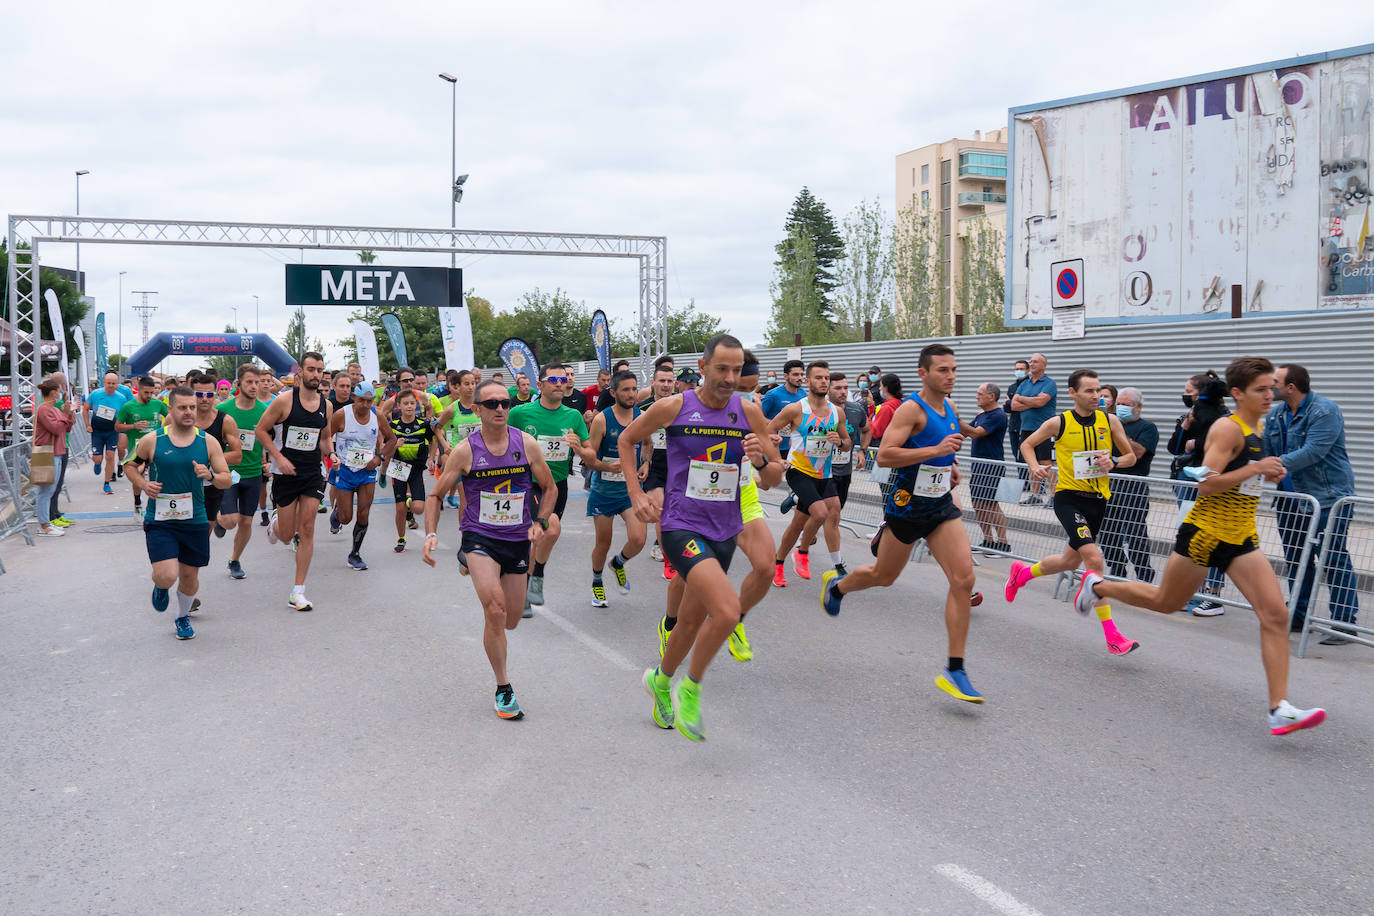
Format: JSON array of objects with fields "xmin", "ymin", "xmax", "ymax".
[{"xmin": 4, "ymin": 2, "xmax": 1370, "ymax": 372}]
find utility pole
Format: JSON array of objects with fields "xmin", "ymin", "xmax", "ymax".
[{"xmin": 130, "ymin": 290, "xmax": 158, "ymax": 345}]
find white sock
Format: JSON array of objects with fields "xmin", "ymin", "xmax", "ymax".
[
  {"xmin": 176, "ymin": 590, "xmax": 195, "ymax": 616},
  {"xmin": 292, "ymin": 585, "xmax": 305, "ymax": 597},
  {"xmin": 830, "ymin": 550, "xmax": 844, "ymax": 566}
]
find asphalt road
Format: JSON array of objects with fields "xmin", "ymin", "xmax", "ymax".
[{"xmin": 2, "ymin": 471, "xmax": 1372, "ymax": 915}]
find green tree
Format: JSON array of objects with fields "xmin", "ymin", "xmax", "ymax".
[
  {"xmin": 893, "ymin": 198, "xmax": 947, "ymax": 338},
  {"xmin": 0, "ymin": 240, "xmax": 91, "ymax": 374},
  {"xmin": 766, "ymin": 225, "xmax": 834, "ymax": 346},
  {"xmin": 107, "ymin": 353, "xmax": 128, "ymax": 372},
  {"xmin": 338, "ymin": 305, "xmax": 443, "ymax": 373},
  {"xmin": 283, "ymin": 307, "xmax": 324, "ymax": 365},
  {"xmin": 836, "ymin": 198, "xmax": 895, "ymax": 340},
  {"xmin": 665, "ymin": 298, "xmax": 726, "ymax": 354},
  {"xmin": 203, "ymin": 323, "xmax": 262, "ymax": 379},
  {"xmin": 358, "ymin": 250, "xmax": 377, "ymax": 264},
  {"xmin": 957, "ymin": 215, "xmax": 1006, "ymax": 336},
  {"xmin": 775, "ymin": 186, "xmax": 845, "ymax": 319},
  {"xmin": 467, "ymin": 294, "xmax": 504, "ymax": 369}
]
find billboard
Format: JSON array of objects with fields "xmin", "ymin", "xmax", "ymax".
[{"xmin": 1007, "ymin": 44, "xmax": 1374, "ymax": 324}]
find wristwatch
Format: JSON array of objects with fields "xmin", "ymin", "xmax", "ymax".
[
  {"xmin": 535, "ymin": 516, "xmax": 550, "ymax": 530},
  {"xmin": 752, "ymin": 457, "xmax": 768, "ymax": 470}
]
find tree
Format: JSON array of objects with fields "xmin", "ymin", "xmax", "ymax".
[
  {"xmin": 338, "ymin": 305, "xmax": 442, "ymax": 374},
  {"xmin": 892, "ymin": 198, "xmax": 947, "ymax": 338},
  {"xmin": 835, "ymin": 198, "xmax": 895, "ymax": 341},
  {"xmin": 775, "ymin": 187, "xmax": 845, "ymax": 316},
  {"xmin": 0, "ymin": 240, "xmax": 91, "ymax": 375},
  {"xmin": 107, "ymin": 353, "xmax": 128, "ymax": 372},
  {"xmin": 957, "ymin": 215, "xmax": 1006, "ymax": 336},
  {"xmin": 665, "ymin": 299, "xmax": 726, "ymax": 354},
  {"xmin": 203, "ymin": 323, "xmax": 261, "ymax": 379},
  {"xmin": 358, "ymin": 250, "xmax": 377, "ymax": 264},
  {"xmin": 282, "ymin": 307, "xmax": 324, "ymax": 364},
  {"xmin": 766, "ymin": 225, "xmax": 833, "ymax": 346}
]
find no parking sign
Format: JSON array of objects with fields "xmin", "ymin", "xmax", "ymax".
[{"xmin": 1051, "ymin": 259, "xmax": 1083, "ymax": 309}]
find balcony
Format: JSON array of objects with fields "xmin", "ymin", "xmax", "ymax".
[
  {"xmin": 957, "ymin": 191, "xmax": 1007, "ymax": 206},
  {"xmin": 958, "ymin": 151, "xmax": 1007, "ymax": 179}
]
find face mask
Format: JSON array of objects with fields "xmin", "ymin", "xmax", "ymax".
[
  {"xmin": 1098, "ymin": 397, "xmax": 1108, "ymax": 407},
  {"xmin": 1181, "ymin": 395, "xmax": 1195, "ymax": 408},
  {"xmin": 858, "ymin": 379, "xmax": 869, "ymax": 389},
  {"xmin": 1115, "ymin": 405, "xmax": 1134, "ymax": 420},
  {"xmin": 767, "ymin": 376, "xmax": 776, "ymax": 383},
  {"xmin": 739, "ymin": 391, "xmax": 755, "ymax": 402},
  {"xmin": 1014, "ymin": 370, "xmax": 1026, "ymax": 380}
]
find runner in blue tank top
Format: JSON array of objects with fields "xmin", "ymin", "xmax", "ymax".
[
  {"xmin": 422, "ymin": 379, "xmax": 556, "ymax": 722},
  {"xmin": 819, "ymin": 344, "xmax": 988, "ymax": 705},
  {"xmin": 619, "ymin": 334, "xmax": 784, "ymax": 741},
  {"xmin": 124, "ymin": 386, "xmax": 232, "ymax": 641},
  {"xmin": 584, "ymin": 370, "xmax": 648, "ymax": 607}
]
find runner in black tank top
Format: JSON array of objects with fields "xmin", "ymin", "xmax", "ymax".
[
  {"xmin": 191, "ymin": 374, "xmax": 243, "ymax": 540},
  {"xmin": 255, "ymin": 353, "xmax": 333, "ymax": 612}
]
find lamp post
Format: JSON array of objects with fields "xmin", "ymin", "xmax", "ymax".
[
  {"xmin": 118, "ymin": 270, "xmax": 126, "ymax": 376},
  {"xmin": 438, "ymin": 72, "xmax": 458, "ymax": 269},
  {"xmin": 75, "ymin": 170, "xmax": 89, "ymax": 293}
]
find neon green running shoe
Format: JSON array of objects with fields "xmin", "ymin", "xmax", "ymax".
[
  {"xmin": 591, "ymin": 582, "xmax": 608, "ymax": 607},
  {"xmin": 657, "ymin": 616, "xmax": 670, "ymax": 658},
  {"xmin": 612, "ymin": 560, "xmax": 630, "ymax": 594},
  {"xmin": 727, "ymin": 621, "xmax": 753, "ymax": 661},
  {"xmin": 671, "ymin": 677, "xmax": 705, "ymax": 742},
  {"xmin": 642, "ymin": 667, "xmax": 674, "ymax": 729}
]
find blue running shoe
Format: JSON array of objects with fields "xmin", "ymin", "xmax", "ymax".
[
  {"xmin": 347, "ymin": 554, "xmax": 368, "ymax": 571},
  {"xmin": 495, "ymin": 687, "xmax": 524, "ymax": 720},
  {"xmin": 820, "ymin": 568, "xmax": 844, "ymax": 617},
  {"xmin": 174, "ymin": 616, "xmax": 195, "ymax": 640},
  {"xmin": 779, "ymin": 491, "xmax": 796, "ymax": 514},
  {"xmin": 151, "ymin": 586, "xmax": 169, "ymax": 613},
  {"xmin": 329, "ymin": 508, "xmax": 341, "ymax": 535},
  {"xmin": 445, "ymin": 494, "xmax": 460, "ymax": 509},
  {"xmin": 935, "ymin": 667, "xmax": 984, "ymax": 703},
  {"xmin": 103, "ymin": 482, "xmax": 113, "ymax": 495},
  {"xmin": 228, "ymin": 560, "xmax": 246, "ymax": 580}
]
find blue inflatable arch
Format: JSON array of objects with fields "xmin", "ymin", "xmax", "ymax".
[{"xmin": 126, "ymin": 332, "xmax": 299, "ymax": 378}]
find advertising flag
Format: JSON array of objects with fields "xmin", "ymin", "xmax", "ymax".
[
  {"xmin": 438, "ymin": 305, "xmax": 474, "ymax": 372},
  {"xmin": 43, "ymin": 288, "xmax": 68, "ymax": 371},
  {"xmin": 95, "ymin": 312, "xmax": 109, "ymax": 377},
  {"xmin": 73, "ymin": 328, "xmax": 90, "ymax": 395},
  {"xmin": 498, "ymin": 338, "xmax": 539, "ymax": 382},
  {"xmin": 351, "ymin": 319, "xmax": 382, "ymax": 387},
  {"xmin": 590, "ymin": 309, "xmax": 610, "ymax": 372},
  {"xmin": 379, "ymin": 312, "xmax": 408, "ymax": 369}
]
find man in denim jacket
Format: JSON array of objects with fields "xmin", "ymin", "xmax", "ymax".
[{"xmin": 1265, "ymin": 364, "xmax": 1359, "ymax": 643}]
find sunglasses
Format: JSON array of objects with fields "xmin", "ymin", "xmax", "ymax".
[
  {"xmin": 543, "ymin": 376, "xmax": 569, "ymax": 384},
  {"xmin": 479, "ymin": 398, "xmax": 513, "ymax": 410},
  {"xmin": 399, "ymin": 377, "xmax": 415, "ymax": 384},
  {"xmin": 193, "ymin": 391, "xmax": 216, "ymax": 399}
]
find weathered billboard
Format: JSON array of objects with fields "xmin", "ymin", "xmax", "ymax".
[{"xmin": 1008, "ymin": 44, "xmax": 1374, "ymax": 324}]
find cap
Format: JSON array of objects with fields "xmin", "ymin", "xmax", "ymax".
[
  {"xmin": 739, "ymin": 362, "xmax": 759, "ymax": 379},
  {"xmin": 677, "ymin": 369, "xmax": 700, "ymax": 382},
  {"xmin": 352, "ymin": 381, "xmax": 376, "ymax": 399}
]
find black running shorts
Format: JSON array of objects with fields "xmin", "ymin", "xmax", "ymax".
[
  {"xmin": 785, "ymin": 466, "xmax": 837, "ymax": 515},
  {"xmin": 661, "ymin": 528, "xmax": 737, "ymax": 578},
  {"xmin": 459, "ymin": 532, "xmax": 531, "ymax": 577},
  {"xmin": 1053, "ymin": 490, "xmax": 1107, "ymax": 550},
  {"xmin": 1173, "ymin": 523, "xmax": 1258, "ymax": 574}
]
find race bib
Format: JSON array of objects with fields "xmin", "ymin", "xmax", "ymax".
[
  {"xmin": 804, "ymin": 434, "xmax": 833, "ymax": 460},
  {"xmin": 95, "ymin": 404, "xmax": 116, "ymax": 421},
  {"xmin": 238, "ymin": 429, "xmax": 256, "ymax": 452},
  {"xmin": 153, "ymin": 492, "xmax": 193, "ymax": 522},
  {"xmin": 651, "ymin": 429, "xmax": 667, "ymax": 449},
  {"xmin": 913, "ymin": 464, "xmax": 951, "ymax": 498},
  {"xmin": 600, "ymin": 467, "xmax": 626, "ymax": 483},
  {"xmin": 344, "ymin": 443, "xmax": 374, "ymax": 470},
  {"xmin": 285, "ymin": 426, "xmax": 320, "ymax": 451},
  {"xmin": 479, "ymin": 490, "xmax": 526, "ymax": 526},
  {"xmin": 539, "ymin": 435, "xmax": 570, "ymax": 463},
  {"xmin": 1072, "ymin": 450, "xmax": 1109, "ymax": 480},
  {"xmin": 1240, "ymin": 474, "xmax": 1264, "ymax": 496},
  {"xmin": 832, "ymin": 447, "xmax": 852, "ymax": 468},
  {"xmin": 687, "ymin": 459, "xmax": 739, "ymax": 501},
  {"xmin": 385, "ymin": 457, "xmax": 412, "ymax": 481}
]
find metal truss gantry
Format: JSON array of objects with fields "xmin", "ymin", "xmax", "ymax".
[{"xmin": 6, "ymin": 215, "xmax": 668, "ymax": 436}]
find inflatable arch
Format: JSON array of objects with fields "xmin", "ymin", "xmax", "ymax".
[{"xmin": 126, "ymin": 332, "xmax": 299, "ymax": 378}]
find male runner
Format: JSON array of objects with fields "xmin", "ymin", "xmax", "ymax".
[
  {"xmin": 378, "ymin": 367, "xmax": 434, "ymax": 419},
  {"xmin": 84, "ymin": 370, "xmax": 131, "ymax": 495},
  {"xmin": 641, "ymin": 363, "xmax": 679, "ymax": 576},
  {"xmin": 190, "ymin": 372, "xmax": 242, "ymax": 542},
  {"xmin": 381, "ymin": 389, "xmax": 444, "ymax": 551},
  {"xmin": 439, "ymin": 370, "xmax": 481, "ymax": 507},
  {"xmin": 1005, "ymin": 368, "xmax": 1140, "ymax": 656},
  {"xmin": 508, "ymin": 372, "xmax": 534, "ymax": 406},
  {"xmin": 216, "ymin": 364, "xmax": 269, "ymax": 579},
  {"xmin": 819, "ymin": 344, "xmax": 985, "ymax": 702},
  {"xmin": 256, "ymin": 351, "xmax": 332, "ymax": 611},
  {"xmin": 1078, "ymin": 357, "xmax": 1327, "ymax": 735},
  {"xmin": 508, "ymin": 362, "xmax": 590, "ymax": 614},
  {"xmin": 622, "ymin": 334, "xmax": 784, "ymax": 741},
  {"xmin": 759, "ymin": 358, "xmax": 805, "ymax": 464},
  {"xmin": 584, "ymin": 370, "xmax": 647, "ymax": 606},
  {"xmin": 422, "ymin": 380, "xmax": 556, "ymax": 720},
  {"xmin": 766, "ymin": 361, "xmax": 850, "ymax": 585},
  {"xmin": 798, "ymin": 371, "xmax": 870, "ymax": 550},
  {"xmin": 124, "ymin": 386, "xmax": 232, "ymax": 640},
  {"xmin": 327, "ymin": 381, "xmax": 391, "ymax": 569},
  {"xmin": 116, "ymin": 375, "xmax": 168, "ymax": 515},
  {"xmin": 323, "ymin": 370, "xmax": 355, "ymax": 511}
]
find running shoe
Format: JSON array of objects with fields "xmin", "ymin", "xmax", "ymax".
[
  {"xmin": 869, "ymin": 525, "xmax": 885, "ymax": 557},
  {"xmin": 189, "ymin": 597, "xmax": 201, "ymax": 614},
  {"xmin": 228, "ymin": 560, "xmax": 246, "ymax": 580},
  {"xmin": 970, "ymin": 591, "xmax": 984, "ymax": 607},
  {"xmin": 522, "ymin": 596, "xmax": 533, "ymax": 619},
  {"xmin": 650, "ymin": 541, "xmax": 663, "ymax": 561},
  {"xmin": 151, "ymin": 586, "xmax": 169, "ymax": 613},
  {"xmin": 103, "ymin": 482, "xmax": 113, "ymax": 495},
  {"xmin": 657, "ymin": 616, "xmax": 670, "ymax": 658},
  {"xmin": 1269, "ymin": 700, "xmax": 1326, "ymax": 736},
  {"xmin": 1192, "ymin": 600, "xmax": 1225, "ymax": 617},
  {"xmin": 259, "ymin": 510, "xmax": 269, "ymax": 527},
  {"xmin": 116, "ymin": 464, "xmax": 124, "ymax": 478},
  {"xmin": 329, "ymin": 508, "xmax": 341, "ymax": 535},
  {"xmin": 347, "ymin": 554, "xmax": 369, "ymax": 571},
  {"xmin": 93, "ymin": 462, "xmax": 101, "ymax": 476},
  {"xmin": 772, "ymin": 561, "xmax": 786, "ymax": 588},
  {"xmin": 406, "ymin": 512, "xmax": 418, "ymax": 531},
  {"xmin": 1073, "ymin": 571, "xmax": 1102, "ymax": 617},
  {"xmin": 820, "ymin": 568, "xmax": 844, "ymax": 617},
  {"xmin": 793, "ymin": 549, "xmax": 811, "ymax": 579},
  {"xmin": 174, "ymin": 616, "xmax": 195, "ymax": 640},
  {"xmin": 591, "ymin": 582, "xmax": 608, "ymax": 607},
  {"xmin": 289, "ymin": 534, "xmax": 299, "ymax": 553},
  {"xmin": 527, "ymin": 575, "xmax": 545, "ymax": 606},
  {"xmin": 727, "ymin": 622, "xmax": 753, "ymax": 661},
  {"xmin": 318, "ymin": 500, "xmax": 329, "ymax": 514},
  {"xmin": 612, "ymin": 562, "xmax": 630, "ymax": 594},
  {"xmin": 133, "ymin": 497, "xmax": 142, "ymax": 516},
  {"xmin": 833, "ymin": 562, "xmax": 848, "ymax": 578},
  {"xmin": 663, "ymin": 558, "xmax": 676, "ymax": 581},
  {"xmin": 37, "ymin": 526, "xmax": 64, "ymax": 537},
  {"xmin": 672, "ymin": 678, "xmax": 705, "ymax": 741},
  {"xmin": 495, "ymin": 686, "xmax": 524, "ymax": 720},
  {"xmin": 394, "ymin": 537, "xmax": 406, "ymax": 553},
  {"xmin": 52, "ymin": 517, "xmax": 73, "ymax": 528},
  {"xmin": 265, "ymin": 510, "xmax": 280, "ymax": 545},
  {"xmin": 1106, "ymin": 632, "xmax": 1140, "ymax": 656},
  {"xmin": 445, "ymin": 494, "xmax": 460, "ymax": 509},
  {"xmin": 643, "ymin": 667, "xmax": 674, "ymax": 729},
  {"xmin": 1005, "ymin": 560, "xmax": 1033, "ymax": 603},
  {"xmin": 779, "ymin": 492, "xmax": 795, "ymax": 514},
  {"xmin": 287, "ymin": 593, "xmax": 313, "ymax": 612},
  {"xmin": 935, "ymin": 667, "xmax": 984, "ymax": 703},
  {"xmin": 213, "ymin": 522, "xmax": 226, "ymax": 539}
]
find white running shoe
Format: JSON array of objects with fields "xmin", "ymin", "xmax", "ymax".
[
  {"xmin": 265, "ymin": 510, "xmax": 280, "ymax": 545},
  {"xmin": 1073, "ymin": 571, "xmax": 1102, "ymax": 616},
  {"xmin": 650, "ymin": 542, "xmax": 663, "ymax": 561},
  {"xmin": 1269, "ymin": 700, "xmax": 1325, "ymax": 736},
  {"xmin": 1192, "ymin": 600, "xmax": 1225, "ymax": 617},
  {"xmin": 287, "ymin": 593, "xmax": 313, "ymax": 612}
]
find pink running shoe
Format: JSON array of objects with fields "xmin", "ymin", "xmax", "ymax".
[
  {"xmin": 1005, "ymin": 561, "xmax": 1032, "ymax": 603},
  {"xmin": 1106, "ymin": 632, "xmax": 1140, "ymax": 655}
]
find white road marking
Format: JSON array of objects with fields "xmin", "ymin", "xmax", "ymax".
[
  {"xmin": 535, "ymin": 606, "xmax": 638, "ymax": 672},
  {"xmin": 934, "ymin": 864, "xmax": 1046, "ymax": 916}
]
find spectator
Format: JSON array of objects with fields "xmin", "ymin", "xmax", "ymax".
[
  {"xmin": 1099, "ymin": 387, "xmax": 1157, "ymax": 583},
  {"xmin": 1167, "ymin": 371, "xmax": 1229, "ymax": 615},
  {"xmin": 561, "ymin": 366, "xmax": 587, "ymax": 414},
  {"xmin": 1004, "ymin": 358, "xmax": 1030, "ymax": 446},
  {"xmin": 33, "ymin": 378, "xmax": 75, "ymax": 537},
  {"xmin": 1265, "ymin": 363, "xmax": 1360, "ymax": 643},
  {"xmin": 869, "ymin": 373, "xmax": 904, "ymax": 441},
  {"xmin": 492, "ymin": 371, "xmax": 504, "ymax": 385},
  {"xmin": 508, "ymin": 372, "xmax": 534, "ymax": 405},
  {"xmin": 1099, "ymin": 385, "xmax": 1118, "ymax": 411},
  {"xmin": 852, "ymin": 371, "xmax": 877, "ymax": 417},
  {"xmin": 1009, "ymin": 353, "xmax": 1056, "ymax": 503},
  {"xmin": 43, "ymin": 372, "xmax": 76, "ymax": 528},
  {"xmin": 962, "ymin": 382, "xmax": 1010, "ymax": 552}
]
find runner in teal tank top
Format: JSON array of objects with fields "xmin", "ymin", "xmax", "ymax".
[
  {"xmin": 583, "ymin": 370, "xmax": 648, "ymax": 607},
  {"xmin": 124, "ymin": 387, "xmax": 232, "ymax": 641}
]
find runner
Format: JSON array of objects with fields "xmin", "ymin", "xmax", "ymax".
[
  {"xmin": 765, "ymin": 361, "xmax": 850, "ymax": 586},
  {"xmin": 797, "ymin": 371, "xmax": 871, "ymax": 549},
  {"xmin": 115, "ymin": 375, "xmax": 169, "ymax": 516},
  {"xmin": 622, "ymin": 334, "xmax": 784, "ymax": 741},
  {"xmin": 508, "ymin": 372, "xmax": 534, "ymax": 406},
  {"xmin": 817, "ymin": 345, "xmax": 985, "ymax": 702},
  {"xmin": 84, "ymin": 370, "xmax": 131, "ymax": 495},
  {"xmin": 381, "ymin": 388, "xmax": 445, "ymax": 553},
  {"xmin": 759, "ymin": 358, "xmax": 806, "ymax": 464},
  {"xmin": 1077, "ymin": 357, "xmax": 1327, "ymax": 735},
  {"xmin": 641, "ymin": 364, "xmax": 678, "ymax": 577},
  {"xmin": 1005, "ymin": 368, "xmax": 1141, "ymax": 656},
  {"xmin": 422, "ymin": 380, "xmax": 556, "ymax": 720},
  {"xmin": 438, "ymin": 370, "xmax": 481, "ymax": 508},
  {"xmin": 584, "ymin": 370, "xmax": 647, "ymax": 606},
  {"xmin": 123, "ymin": 386, "xmax": 232, "ymax": 640},
  {"xmin": 508, "ymin": 362, "xmax": 590, "ymax": 616},
  {"xmin": 190, "ymin": 372, "xmax": 243, "ymax": 545},
  {"xmin": 326, "ymin": 381, "xmax": 391, "ymax": 570},
  {"xmin": 215, "ymin": 365, "xmax": 269, "ymax": 579},
  {"xmin": 323, "ymin": 371, "xmax": 355, "ymax": 513},
  {"xmin": 257, "ymin": 377, "xmax": 276, "ymax": 529},
  {"xmin": 255, "ymin": 351, "xmax": 332, "ymax": 612}
]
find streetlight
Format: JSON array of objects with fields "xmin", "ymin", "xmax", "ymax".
[
  {"xmin": 118, "ymin": 270, "xmax": 126, "ymax": 376},
  {"xmin": 75, "ymin": 170, "xmax": 89, "ymax": 294},
  {"xmin": 438, "ymin": 72, "xmax": 459, "ymax": 269},
  {"xmin": 251, "ymin": 294, "xmax": 259, "ymax": 333}
]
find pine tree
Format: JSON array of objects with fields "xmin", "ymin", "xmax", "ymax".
[{"xmin": 775, "ymin": 187, "xmax": 845, "ymax": 320}]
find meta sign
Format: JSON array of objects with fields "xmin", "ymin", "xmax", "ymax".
[{"xmin": 285, "ymin": 265, "xmax": 463, "ymax": 308}]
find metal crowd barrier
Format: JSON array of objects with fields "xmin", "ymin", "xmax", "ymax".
[
  {"xmin": 772, "ymin": 450, "xmax": 1323, "ymax": 620},
  {"xmin": 1296, "ymin": 495, "xmax": 1374, "ymax": 657},
  {"xmin": 0, "ymin": 441, "xmax": 37, "ymax": 574}
]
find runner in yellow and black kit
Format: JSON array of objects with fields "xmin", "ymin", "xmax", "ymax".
[
  {"xmin": 1005, "ymin": 368, "xmax": 1142, "ymax": 656},
  {"xmin": 381, "ymin": 389, "xmax": 445, "ymax": 553},
  {"xmin": 1082, "ymin": 357, "xmax": 1326, "ymax": 736}
]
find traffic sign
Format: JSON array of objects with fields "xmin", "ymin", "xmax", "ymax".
[{"xmin": 1051, "ymin": 258, "xmax": 1084, "ymax": 309}]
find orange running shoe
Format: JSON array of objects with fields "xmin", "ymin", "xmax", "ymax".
[{"xmin": 793, "ymin": 550, "xmax": 811, "ymax": 580}]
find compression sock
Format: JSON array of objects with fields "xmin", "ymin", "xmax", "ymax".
[
  {"xmin": 177, "ymin": 591, "xmax": 196, "ymax": 616},
  {"xmin": 1096, "ymin": 604, "xmax": 1122, "ymax": 639},
  {"xmin": 592, "ymin": 569, "xmax": 603, "ymax": 584},
  {"xmin": 948, "ymin": 657, "xmax": 964, "ymax": 672},
  {"xmin": 532, "ymin": 561, "xmax": 546, "ymax": 577},
  {"xmin": 352, "ymin": 523, "xmax": 368, "ymax": 554},
  {"xmin": 1029, "ymin": 562, "xmax": 1044, "ymax": 578},
  {"xmin": 610, "ymin": 553, "xmax": 626, "ymax": 569}
]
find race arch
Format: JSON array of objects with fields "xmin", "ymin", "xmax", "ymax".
[{"xmin": 126, "ymin": 332, "xmax": 298, "ymax": 378}]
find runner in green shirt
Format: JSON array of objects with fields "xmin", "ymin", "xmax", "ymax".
[
  {"xmin": 215, "ymin": 365, "xmax": 270, "ymax": 579},
  {"xmin": 115, "ymin": 375, "xmax": 169, "ymax": 515},
  {"xmin": 438, "ymin": 369, "xmax": 482, "ymax": 509},
  {"xmin": 507, "ymin": 362, "xmax": 593, "ymax": 613}
]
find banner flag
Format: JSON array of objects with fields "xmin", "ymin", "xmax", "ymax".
[
  {"xmin": 43, "ymin": 288, "xmax": 68, "ymax": 371},
  {"xmin": 379, "ymin": 312, "xmax": 408, "ymax": 369},
  {"xmin": 590, "ymin": 309, "xmax": 610, "ymax": 372},
  {"xmin": 498, "ymin": 338, "xmax": 539, "ymax": 381},
  {"xmin": 73, "ymin": 328, "xmax": 90, "ymax": 395},
  {"xmin": 351, "ymin": 319, "xmax": 383, "ymax": 388},
  {"xmin": 95, "ymin": 312, "xmax": 109, "ymax": 377},
  {"xmin": 438, "ymin": 305, "xmax": 474, "ymax": 372}
]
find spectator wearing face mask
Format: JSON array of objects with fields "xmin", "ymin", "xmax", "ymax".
[
  {"xmin": 868, "ymin": 373, "xmax": 904, "ymax": 441},
  {"xmin": 1004, "ymin": 359, "xmax": 1030, "ymax": 448},
  {"xmin": 1167, "ymin": 371, "xmax": 1229, "ymax": 616},
  {"xmin": 1099, "ymin": 388, "xmax": 1157, "ymax": 584}
]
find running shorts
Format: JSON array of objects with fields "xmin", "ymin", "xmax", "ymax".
[
  {"xmin": 643, "ymin": 463, "xmax": 668, "ymax": 492},
  {"xmin": 272, "ymin": 472, "xmax": 326, "ymax": 507},
  {"xmin": 328, "ymin": 464, "xmax": 377, "ymax": 493},
  {"xmin": 1173, "ymin": 523, "xmax": 1258, "ymax": 574},
  {"xmin": 968, "ymin": 466, "xmax": 1004, "ymax": 503},
  {"xmin": 833, "ymin": 474, "xmax": 852, "ymax": 508},
  {"xmin": 741, "ymin": 482, "xmax": 765, "ymax": 524},
  {"xmin": 220, "ymin": 474, "xmax": 263, "ymax": 517},
  {"xmin": 531, "ymin": 478, "xmax": 569, "ymax": 519},
  {"xmin": 884, "ymin": 501, "xmax": 962, "ymax": 544},
  {"xmin": 1053, "ymin": 489, "xmax": 1107, "ymax": 550},
  {"xmin": 391, "ymin": 462, "xmax": 426, "ymax": 506},
  {"xmin": 587, "ymin": 488, "xmax": 632, "ymax": 518},
  {"xmin": 91, "ymin": 428, "xmax": 119, "ymax": 456},
  {"xmin": 786, "ymin": 466, "xmax": 837, "ymax": 515},
  {"xmin": 662, "ymin": 528, "xmax": 737, "ymax": 578},
  {"xmin": 459, "ymin": 531, "xmax": 531, "ymax": 577},
  {"xmin": 144, "ymin": 521, "xmax": 211, "ymax": 568}
]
